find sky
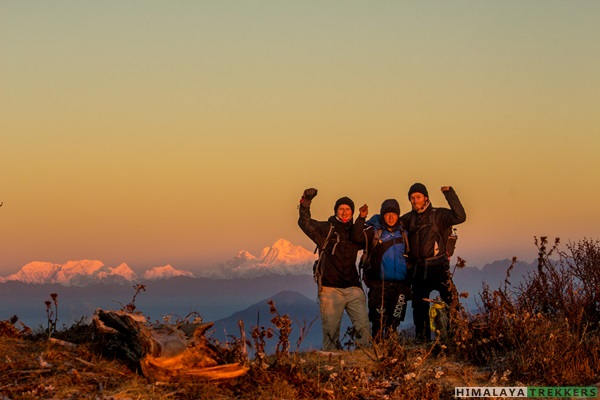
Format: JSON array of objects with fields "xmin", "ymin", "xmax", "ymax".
[{"xmin": 1, "ymin": 1, "xmax": 599, "ymax": 275}]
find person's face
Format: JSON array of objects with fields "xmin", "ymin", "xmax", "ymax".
[
  {"xmin": 336, "ymin": 205, "xmax": 353, "ymax": 222},
  {"xmin": 410, "ymin": 193, "xmax": 429, "ymax": 213},
  {"xmin": 383, "ymin": 212, "xmax": 398, "ymax": 226}
]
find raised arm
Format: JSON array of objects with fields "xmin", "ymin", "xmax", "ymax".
[
  {"xmin": 297, "ymin": 188, "xmax": 328, "ymax": 249},
  {"xmin": 350, "ymin": 204, "xmax": 369, "ymax": 244},
  {"xmin": 440, "ymin": 186, "xmax": 466, "ymax": 226}
]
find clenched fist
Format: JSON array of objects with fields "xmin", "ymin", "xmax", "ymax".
[
  {"xmin": 359, "ymin": 204, "xmax": 368, "ymax": 218},
  {"xmin": 303, "ymin": 188, "xmax": 318, "ymax": 200}
]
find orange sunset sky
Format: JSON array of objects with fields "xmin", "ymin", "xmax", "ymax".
[{"xmin": 1, "ymin": 2, "xmax": 599, "ymax": 275}]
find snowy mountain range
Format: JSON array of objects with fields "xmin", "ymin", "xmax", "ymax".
[
  {"xmin": 0, "ymin": 260, "xmax": 194, "ymax": 286},
  {"xmin": 0, "ymin": 239, "xmax": 317, "ymax": 286}
]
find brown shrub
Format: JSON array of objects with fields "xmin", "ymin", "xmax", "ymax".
[{"xmin": 450, "ymin": 237, "xmax": 600, "ymax": 385}]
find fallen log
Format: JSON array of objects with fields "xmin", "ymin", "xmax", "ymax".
[
  {"xmin": 92, "ymin": 309, "xmax": 248, "ymax": 382},
  {"xmin": 49, "ymin": 337, "xmax": 78, "ymax": 349}
]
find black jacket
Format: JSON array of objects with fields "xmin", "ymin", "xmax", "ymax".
[
  {"xmin": 400, "ymin": 187, "xmax": 466, "ymax": 263},
  {"xmin": 298, "ymin": 204, "xmax": 363, "ymax": 288}
]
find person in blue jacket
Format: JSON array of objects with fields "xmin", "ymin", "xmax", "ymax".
[{"xmin": 351, "ymin": 199, "xmax": 411, "ymax": 341}]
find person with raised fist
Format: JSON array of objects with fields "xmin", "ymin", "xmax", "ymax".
[{"xmin": 298, "ymin": 188, "xmax": 371, "ymax": 352}]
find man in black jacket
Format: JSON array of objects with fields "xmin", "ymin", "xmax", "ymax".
[
  {"xmin": 298, "ymin": 188, "xmax": 371, "ymax": 352},
  {"xmin": 401, "ymin": 183, "xmax": 466, "ymax": 342}
]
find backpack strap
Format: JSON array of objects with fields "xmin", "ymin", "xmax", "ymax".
[
  {"xmin": 313, "ymin": 223, "xmax": 334, "ymax": 293},
  {"xmin": 409, "ymin": 210, "xmax": 439, "ymax": 279},
  {"xmin": 427, "ymin": 208, "xmax": 456, "ymax": 259},
  {"xmin": 358, "ymin": 226, "xmax": 381, "ymax": 287},
  {"xmin": 373, "ymin": 227, "xmax": 383, "ymax": 246},
  {"xmin": 313, "ymin": 223, "xmax": 335, "ymax": 253},
  {"xmin": 398, "ymin": 223, "xmax": 410, "ymax": 255},
  {"xmin": 421, "ymin": 208, "xmax": 444, "ymax": 261},
  {"xmin": 428, "ymin": 208, "xmax": 440, "ymax": 244},
  {"xmin": 362, "ymin": 226, "xmax": 382, "ymax": 261}
]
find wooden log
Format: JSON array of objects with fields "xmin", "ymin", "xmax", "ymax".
[
  {"xmin": 48, "ymin": 337, "xmax": 78, "ymax": 349},
  {"xmin": 92, "ymin": 309, "xmax": 248, "ymax": 381}
]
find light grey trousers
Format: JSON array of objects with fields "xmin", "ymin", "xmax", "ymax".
[{"xmin": 318, "ymin": 286, "xmax": 371, "ymax": 351}]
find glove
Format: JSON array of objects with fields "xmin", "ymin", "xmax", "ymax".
[
  {"xmin": 303, "ymin": 188, "xmax": 318, "ymax": 201},
  {"xmin": 300, "ymin": 188, "xmax": 318, "ymax": 208},
  {"xmin": 359, "ymin": 204, "xmax": 368, "ymax": 218}
]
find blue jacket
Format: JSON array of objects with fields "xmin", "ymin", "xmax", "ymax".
[{"xmin": 352, "ymin": 214, "xmax": 409, "ymax": 282}]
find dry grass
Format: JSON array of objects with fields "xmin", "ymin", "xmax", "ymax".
[
  {"xmin": 449, "ymin": 238, "xmax": 600, "ymax": 386},
  {"xmin": 1, "ymin": 332, "xmax": 503, "ymax": 400},
  {"xmin": 0, "ymin": 333, "xmax": 155, "ymax": 399}
]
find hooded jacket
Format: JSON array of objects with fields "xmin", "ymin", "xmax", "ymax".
[{"xmin": 351, "ymin": 214, "xmax": 409, "ymax": 283}]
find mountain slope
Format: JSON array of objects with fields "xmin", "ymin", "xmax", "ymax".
[{"xmin": 211, "ymin": 290, "xmax": 323, "ymax": 353}]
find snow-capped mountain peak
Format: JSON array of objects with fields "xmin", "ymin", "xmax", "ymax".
[
  {"xmin": 141, "ymin": 265, "xmax": 195, "ymax": 281},
  {"xmin": 259, "ymin": 239, "xmax": 315, "ymax": 267},
  {"xmin": 111, "ymin": 263, "xmax": 138, "ymax": 281},
  {"xmin": 5, "ymin": 262, "xmax": 62, "ymax": 284},
  {"xmin": 236, "ymin": 250, "xmax": 258, "ymax": 261},
  {"xmin": 4, "ymin": 260, "xmax": 138, "ymax": 286},
  {"xmin": 55, "ymin": 260, "xmax": 106, "ymax": 286},
  {"xmin": 199, "ymin": 239, "xmax": 317, "ymax": 279}
]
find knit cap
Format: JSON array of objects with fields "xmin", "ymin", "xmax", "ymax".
[
  {"xmin": 380, "ymin": 199, "xmax": 400, "ymax": 216},
  {"xmin": 408, "ymin": 183, "xmax": 429, "ymax": 199},
  {"xmin": 334, "ymin": 197, "xmax": 355, "ymax": 214}
]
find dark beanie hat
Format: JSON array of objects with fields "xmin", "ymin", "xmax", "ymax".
[
  {"xmin": 334, "ymin": 197, "xmax": 355, "ymax": 214},
  {"xmin": 380, "ymin": 199, "xmax": 400, "ymax": 216},
  {"xmin": 408, "ymin": 183, "xmax": 429, "ymax": 199}
]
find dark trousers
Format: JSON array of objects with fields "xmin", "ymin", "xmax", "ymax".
[
  {"xmin": 411, "ymin": 262, "xmax": 454, "ymax": 342},
  {"xmin": 367, "ymin": 280, "xmax": 411, "ymax": 341}
]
